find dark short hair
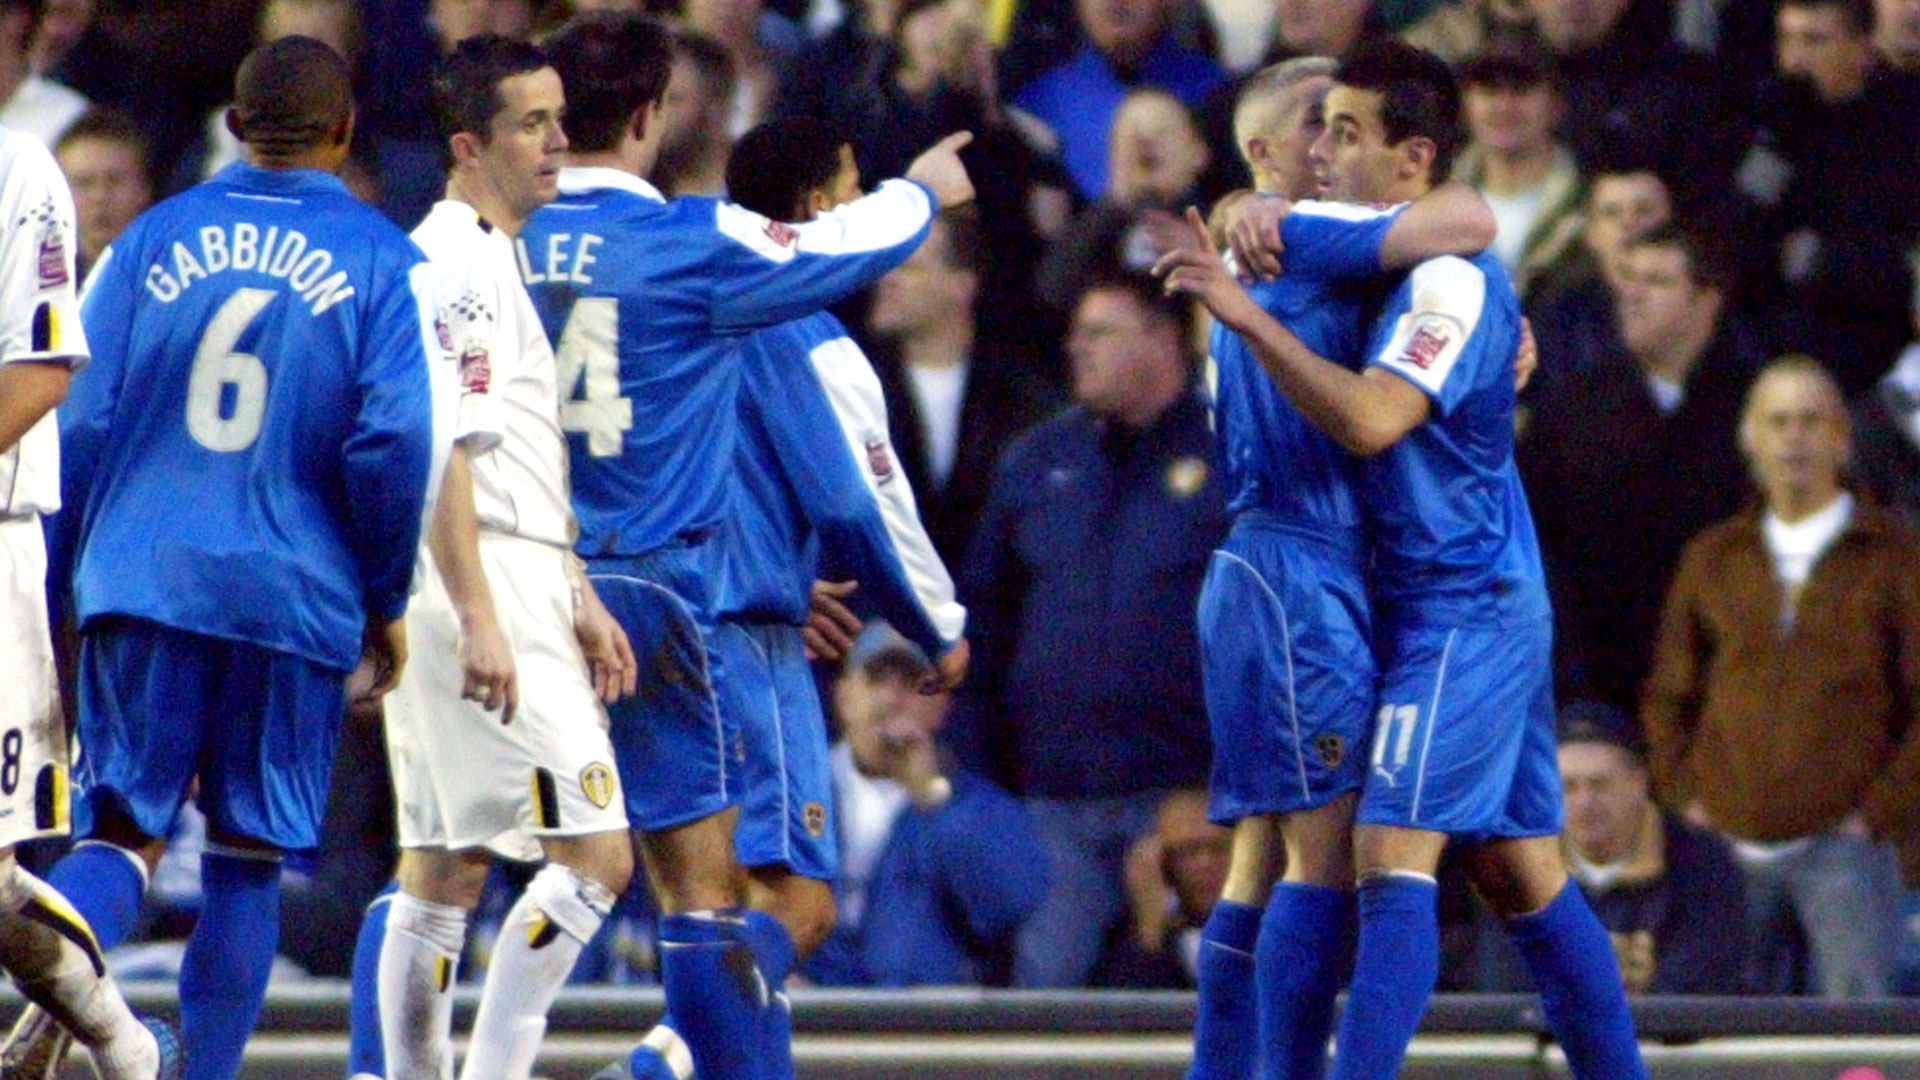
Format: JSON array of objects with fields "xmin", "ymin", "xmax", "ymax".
[
  {"xmin": 433, "ymin": 35, "xmax": 550, "ymax": 151},
  {"xmin": 56, "ymin": 108, "xmax": 150, "ymax": 166},
  {"xmin": 1077, "ymin": 267, "xmax": 1195, "ymax": 358},
  {"xmin": 1456, "ymin": 47, "xmax": 1559, "ymax": 94},
  {"xmin": 725, "ymin": 116, "xmax": 847, "ymax": 222},
  {"xmin": 671, "ymin": 29, "xmax": 736, "ymax": 104},
  {"xmin": 1334, "ymin": 40, "xmax": 1466, "ymax": 184},
  {"xmin": 546, "ymin": 13, "xmax": 673, "ymax": 155},
  {"xmin": 1628, "ymin": 219, "xmax": 1734, "ymax": 294},
  {"xmin": 231, "ymin": 35, "xmax": 355, "ymax": 154},
  {"xmin": 1779, "ymin": 0, "xmax": 1874, "ymax": 36},
  {"xmin": 1556, "ymin": 699, "xmax": 1646, "ymax": 761}
]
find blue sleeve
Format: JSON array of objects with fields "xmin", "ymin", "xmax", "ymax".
[
  {"xmin": 707, "ymin": 180, "xmax": 935, "ymax": 333},
  {"xmin": 54, "ymin": 244, "xmax": 135, "ymax": 595},
  {"xmin": 344, "ymin": 252, "xmax": 439, "ymax": 620},
  {"xmin": 928, "ymin": 779, "xmax": 1051, "ymax": 941},
  {"xmin": 1280, "ymin": 201, "xmax": 1401, "ymax": 282},
  {"xmin": 745, "ymin": 324, "xmax": 965, "ymax": 657}
]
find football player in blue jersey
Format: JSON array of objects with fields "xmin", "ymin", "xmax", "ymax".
[
  {"xmin": 1160, "ymin": 39, "xmax": 1648, "ymax": 1080},
  {"xmin": 38, "ymin": 37, "xmax": 441, "ymax": 1080},
  {"xmin": 523, "ymin": 15, "xmax": 973, "ymax": 1080},
  {"xmin": 612, "ymin": 113, "xmax": 972, "ymax": 1080},
  {"xmin": 1189, "ymin": 57, "xmax": 1504, "ymax": 1080}
]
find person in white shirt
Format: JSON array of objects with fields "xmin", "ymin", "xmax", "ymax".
[{"xmin": 370, "ymin": 35, "xmax": 639, "ymax": 1080}]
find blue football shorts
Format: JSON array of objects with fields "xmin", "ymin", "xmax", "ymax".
[
  {"xmin": 1198, "ymin": 515, "xmax": 1375, "ymax": 824},
  {"xmin": 1358, "ymin": 615, "xmax": 1563, "ymax": 841},
  {"xmin": 588, "ymin": 546, "xmax": 742, "ymax": 833},
  {"xmin": 75, "ymin": 616, "xmax": 347, "ymax": 851},
  {"xmin": 714, "ymin": 620, "xmax": 837, "ymax": 881}
]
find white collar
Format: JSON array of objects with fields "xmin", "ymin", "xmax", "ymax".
[{"xmin": 558, "ymin": 166, "xmax": 664, "ymax": 203}]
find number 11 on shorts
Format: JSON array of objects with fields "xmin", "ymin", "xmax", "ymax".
[{"xmin": 1372, "ymin": 703, "xmax": 1418, "ymax": 784}]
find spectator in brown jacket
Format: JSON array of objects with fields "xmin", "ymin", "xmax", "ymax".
[{"xmin": 1643, "ymin": 355, "xmax": 1920, "ymax": 997}]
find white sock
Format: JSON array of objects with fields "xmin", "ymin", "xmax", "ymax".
[
  {"xmin": 0, "ymin": 857, "xmax": 157, "ymax": 1080},
  {"xmin": 379, "ymin": 891, "xmax": 469, "ymax": 1080},
  {"xmin": 642, "ymin": 1023, "xmax": 695, "ymax": 1080},
  {"xmin": 457, "ymin": 864, "xmax": 613, "ymax": 1080}
]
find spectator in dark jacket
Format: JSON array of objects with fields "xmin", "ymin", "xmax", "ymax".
[
  {"xmin": 1489, "ymin": 701, "xmax": 1748, "ymax": 994},
  {"xmin": 955, "ymin": 271, "xmax": 1227, "ymax": 986},
  {"xmin": 803, "ymin": 622, "xmax": 1049, "ymax": 987},
  {"xmin": 1520, "ymin": 222, "xmax": 1762, "ymax": 712}
]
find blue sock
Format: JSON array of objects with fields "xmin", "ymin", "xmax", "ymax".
[
  {"xmin": 1505, "ymin": 881, "xmax": 1651, "ymax": 1080},
  {"xmin": 658, "ymin": 911, "xmax": 762, "ymax": 1080},
  {"xmin": 181, "ymin": 853, "xmax": 282, "ymax": 1080},
  {"xmin": 46, "ymin": 841, "xmax": 146, "ymax": 950},
  {"xmin": 1255, "ymin": 884, "xmax": 1355, "ymax": 1080},
  {"xmin": 347, "ymin": 882, "xmax": 397, "ymax": 1078},
  {"xmin": 1328, "ymin": 874, "xmax": 1439, "ymax": 1080},
  {"xmin": 1185, "ymin": 898, "xmax": 1259, "ymax": 1080},
  {"xmin": 743, "ymin": 910, "xmax": 797, "ymax": 1080}
]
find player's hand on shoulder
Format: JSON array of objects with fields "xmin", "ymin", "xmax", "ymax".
[
  {"xmin": 905, "ymin": 131, "xmax": 977, "ymax": 209},
  {"xmin": 459, "ymin": 612, "xmax": 519, "ymax": 723},
  {"xmin": 574, "ymin": 578, "xmax": 638, "ymax": 703},
  {"xmin": 1220, "ymin": 192, "xmax": 1290, "ymax": 281},
  {"xmin": 802, "ymin": 579, "xmax": 862, "ymax": 663}
]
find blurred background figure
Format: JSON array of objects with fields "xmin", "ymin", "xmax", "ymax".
[
  {"xmin": 1104, "ymin": 788, "xmax": 1230, "ymax": 988},
  {"xmin": 955, "ymin": 272, "xmax": 1224, "ymax": 988},
  {"xmin": 1480, "ymin": 701, "xmax": 1748, "ymax": 995},
  {"xmin": 1036, "ymin": 87, "xmax": 1206, "ymax": 312},
  {"xmin": 802, "ymin": 622, "xmax": 1050, "ymax": 987},
  {"xmin": 53, "ymin": 107, "xmax": 150, "ymax": 281},
  {"xmin": 867, "ymin": 209, "xmax": 1062, "ymax": 565},
  {"xmin": 656, "ymin": 29, "xmax": 737, "ymax": 195},
  {"xmin": 1644, "ymin": 356, "xmax": 1920, "ymax": 997},
  {"xmin": 1522, "ymin": 223, "xmax": 1761, "ymax": 713},
  {"xmin": 1454, "ymin": 48, "xmax": 1581, "ymax": 301},
  {"xmin": 0, "ymin": 0, "xmax": 88, "ymax": 146}
]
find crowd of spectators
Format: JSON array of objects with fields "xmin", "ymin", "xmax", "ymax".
[{"xmin": 20, "ymin": 0, "xmax": 1920, "ymax": 999}]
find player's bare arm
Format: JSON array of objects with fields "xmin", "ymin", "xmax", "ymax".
[
  {"xmin": 427, "ymin": 443, "xmax": 519, "ymax": 721},
  {"xmin": 924, "ymin": 635, "xmax": 970, "ymax": 695},
  {"xmin": 903, "ymin": 131, "xmax": 977, "ymax": 209},
  {"xmin": 1158, "ymin": 207, "xmax": 1428, "ymax": 456},
  {"xmin": 571, "ymin": 566, "xmax": 638, "ymax": 703},
  {"xmin": 0, "ymin": 361, "xmax": 68, "ymax": 456}
]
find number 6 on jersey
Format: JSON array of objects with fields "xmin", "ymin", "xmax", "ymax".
[{"xmin": 185, "ymin": 287, "xmax": 276, "ymax": 452}]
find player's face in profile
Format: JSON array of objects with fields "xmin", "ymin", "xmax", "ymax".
[
  {"xmin": 1308, "ymin": 85, "xmax": 1402, "ymax": 203},
  {"xmin": 1741, "ymin": 368, "xmax": 1850, "ymax": 498},
  {"xmin": 480, "ymin": 65, "xmax": 569, "ymax": 217},
  {"xmin": 1558, "ymin": 743, "xmax": 1648, "ymax": 863}
]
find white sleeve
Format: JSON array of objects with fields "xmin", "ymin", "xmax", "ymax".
[
  {"xmin": 430, "ymin": 265, "xmax": 507, "ymax": 457},
  {"xmin": 1369, "ymin": 256, "xmax": 1486, "ymax": 403},
  {"xmin": 0, "ymin": 135, "xmax": 87, "ymax": 371}
]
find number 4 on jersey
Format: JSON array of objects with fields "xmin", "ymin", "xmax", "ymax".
[{"xmin": 555, "ymin": 296, "xmax": 630, "ymax": 457}]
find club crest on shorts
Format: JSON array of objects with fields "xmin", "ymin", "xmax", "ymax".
[
  {"xmin": 1166, "ymin": 456, "xmax": 1209, "ymax": 499},
  {"xmin": 803, "ymin": 801, "xmax": 828, "ymax": 837},
  {"xmin": 580, "ymin": 762, "xmax": 616, "ymax": 809},
  {"xmin": 1313, "ymin": 733, "xmax": 1345, "ymax": 769}
]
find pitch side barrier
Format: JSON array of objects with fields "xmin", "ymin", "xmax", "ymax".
[{"xmin": 6, "ymin": 986, "xmax": 1916, "ymax": 1038}]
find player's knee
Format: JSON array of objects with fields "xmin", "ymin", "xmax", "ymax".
[
  {"xmin": 394, "ymin": 847, "xmax": 491, "ymax": 909},
  {"xmin": 548, "ymin": 831, "xmax": 635, "ymax": 899},
  {"xmin": 83, "ymin": 802, "xmax": 163, "ymax": 870},
  {"xmin": 1351, "ymin": 824, "xmax": 1445, "ymax": 880}
]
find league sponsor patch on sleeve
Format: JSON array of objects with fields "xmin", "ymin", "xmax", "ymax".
[{"xmin": 865, "ymin": 431, "xmax": 895, "ymax": 483}]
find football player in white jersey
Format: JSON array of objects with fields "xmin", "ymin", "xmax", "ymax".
[
  {"xmin": 369, "ymin": 34, "xmax": 638, "ymax": 1080},
  {"xmin": 0, "ymin": 124, "xmax": 179, "ymax": 1079}
]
